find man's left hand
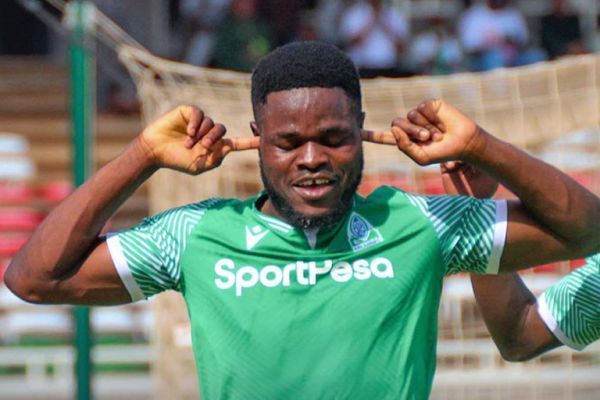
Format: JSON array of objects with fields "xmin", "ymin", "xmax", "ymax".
[{"xmin": 391, "ymin": 99, "xmax": 485, "ymax": 165}]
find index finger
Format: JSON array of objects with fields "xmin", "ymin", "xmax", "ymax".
[
  {"xmin": 361, "ymin": 129, "xmax": 396, "ymax": 145},
  {"xmin": 222, "ymin": 136, "xmax": 260, "ymax": 152}
]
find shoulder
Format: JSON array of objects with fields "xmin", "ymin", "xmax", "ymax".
[
  {"xmin": 365, "ymin": 185, "xmax": 477, "ymax": 214},
  {"xmin": 362, "ymin": 185, "xmax": 443, "ymax": 213},
  {"xmin": 585, "ymin": 254, "xmax": 600, "ymax": 270},
  {"xmin": 139, "ymin": 197, "xmax": 247, "ymax": 234},
  {"xmin": 538, "ymin": 255, "xmax": 600, "ymax": 350},
  {"xmin": 151, "ymin": 197, "xmax": 239, "ymax": 218},
  {"xmin": 558, "ymin": 256, "xmax": 600, "ymax": 285},
  {"xmin": 564, "ymin": 256, "xmax": 600, "ymax": 285},
  {"xmin": 362, "ymin": 185, "xmax": 409, "ymax": 206},
  {"xmin": 543, "ymin": 255, "xmax": 600, "ymax": 307},
  {"xmin": 359, "ymin": 186, "xmax": 435, "ymax": 224}
]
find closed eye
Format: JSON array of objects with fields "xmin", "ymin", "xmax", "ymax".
[
  {"xmin": 272, "ymin": 129, "xmax": 355, "ymax": 150},
  {"xmin": 275, "ymin": 138, "xmax": 300, "ymax": 151},
  {"xmin": 321, "ymin": 129, "xmax": 354, "ymax": 147}
]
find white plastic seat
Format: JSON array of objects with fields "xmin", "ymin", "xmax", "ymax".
[
  {"xmin": 0, "ymin": 133, "xmax": 30, "ymax": 155},
  {"xmin": 0, "ymin": 157, "xmax": 36, "ymax": 180}
]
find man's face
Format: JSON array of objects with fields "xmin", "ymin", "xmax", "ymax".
[{"xmin": 252, "ymin": 87, "xmax": 364, "ymax": 229}]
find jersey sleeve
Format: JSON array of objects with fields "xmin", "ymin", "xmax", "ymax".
[
  {"xmin": 404, "ymin": 192, "xmax": 507, "ymax": 275},
  {"xmin": 537, "ymin": 255, "xmax": 600, "ymax": 350},
  {"xmin": 106, "ymin": 199, "xmax": 222, "ymax": 301}
]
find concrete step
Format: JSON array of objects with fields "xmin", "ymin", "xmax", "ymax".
[
  {"xmin": 0, "ymin": 57, "xmax": 67, "ymax": 76},
  {"xmin": 0, "ymin": 56, "xmax": 147, "ymax": 229},
  {"xmin": 0, "ymin": 114, "xmax": 142, "ymax": 140},
  {"xmin": 0, "ymin": 92, "xmax": 68, "ymax": 115}
]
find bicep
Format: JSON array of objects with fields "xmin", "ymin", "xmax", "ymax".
[
  {"xmin": 51, "ymin": 239, "xmax": 133, "ymax": 305},
  {"xmin": 499, "ymin": 201, "xmax": 578, "ymax": 273}
]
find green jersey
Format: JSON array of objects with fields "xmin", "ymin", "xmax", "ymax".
[
  {"xmin": 538, "ymin": 254, "xmax": 600, "ymax": 350},
  {"xmin": 107, "ymin": 186, "xmax": 507, "ymax": 399}
]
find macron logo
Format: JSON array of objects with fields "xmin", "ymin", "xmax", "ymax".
[{"xmin": 245, "ymin": 225, "xmax": 269, "ymax": 250}]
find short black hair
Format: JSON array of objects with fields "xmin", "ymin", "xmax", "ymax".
[{"xmin": 251, "ymin": 41, "xmax": 362, "ymax": 119}]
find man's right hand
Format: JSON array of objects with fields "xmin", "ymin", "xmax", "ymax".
[{"xmin": 139, "ymin": 105, "xmax": 258, "ymax": 175}]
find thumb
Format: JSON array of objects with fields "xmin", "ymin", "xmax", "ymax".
[
  {"xmin": 178, "ymin": 105, "xmax": 204, "ymax": 136},
  {"xmin": 153, "ymin": 105, "xmax": 202, "ymax": 134}
]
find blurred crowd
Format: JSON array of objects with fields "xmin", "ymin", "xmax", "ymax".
[
  {"xmin": 0, "ymin": 0, "xmax": 594, "ymax": 111},
  {"xmin": 170, "ymin": 0, "xmax": 590, "ymax": 75}
]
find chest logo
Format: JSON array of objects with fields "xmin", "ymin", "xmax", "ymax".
[
  {"xmin": 347, "ymin": 212, "xmax": 383, "ymax": 252},
  {"xmin": 246, "ymin": 225, "xmax": 269, "ymax": 250}
]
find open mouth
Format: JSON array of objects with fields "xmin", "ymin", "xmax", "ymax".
[
  {"xmin": 292, "ymin": 177, "xmax": 336, "ymax": 201},
  {"xmin": 295, "ymin": 178, "xmax": 334, "ymax": 187}
]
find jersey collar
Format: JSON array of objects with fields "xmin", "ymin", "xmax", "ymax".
[{"xmin": 250, "ymin": 192, "xmax": 361, "ymax": 250}]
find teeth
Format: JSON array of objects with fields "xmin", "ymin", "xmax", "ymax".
[
  {"xmin": 298, "ymin": 180, "xmax": 315, "ymax": 187},
  {"xmin": 297, "ymin": 178, "xmax": 331, "ymax": 187}
]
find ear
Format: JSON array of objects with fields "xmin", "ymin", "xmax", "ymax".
[
  {"xmin": 358, "ymin": 112, "xmax": 366, "ymax": 129},
  {"xmin": 250, "ymin": 121, "xmax": 260, "ymax": 137}
]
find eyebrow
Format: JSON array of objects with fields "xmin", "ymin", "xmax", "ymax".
[
  {"xmin": 321, "ymin": 127, "xmax": 353, "ymax": 136},
  {"xmin": 274, "ymin": 126, "xmax": 353, "ymax": 139}
]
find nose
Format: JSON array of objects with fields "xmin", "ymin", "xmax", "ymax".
[{"xmin": 296, "ymin": 141, "xmax": 328, "ymax": 171}]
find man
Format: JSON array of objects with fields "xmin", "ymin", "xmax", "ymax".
[
  {"xmin": 458, "ymin": 0, "xmax": 545, "ymax": 71},
  {"xmin": 441, "ymin": 162, "xmax": 600, "ymax": 361},
  {"xmin": 4, "ymin": 42, "xmax": 599, "ymax": 398},
  {"xmin": 339, "ymin": 0, "xmax": 408, "ymax": 77}
]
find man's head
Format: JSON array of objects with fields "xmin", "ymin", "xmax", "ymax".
[{"xmin": 250, "ymin": 41, "xmax": 365, "ymax": 230}]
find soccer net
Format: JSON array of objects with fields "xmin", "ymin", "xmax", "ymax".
[
  {"xmin": 118, "ymin": 45, "xmax": 600, "ymax": 400},
  {"xmin": 120, "ymin": 44, "xmax": 600, "ymax": 208}
]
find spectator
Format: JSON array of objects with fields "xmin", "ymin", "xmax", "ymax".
[
  {"xmin": 540, "ymin": 0, "xmax": 586, "ymax": 59},
  {"xmin": 339, "ymin": 0, "xmax": 409, "ymax": 78},
  {"xmin": 180, "ymin": 0, "xmax": 231, "ymax": 66},
  {"xmin": 211, "ymin": 0, "xmax": 273, "ymax": 72},
  {"xmin": 257, "ymin": 0, "xmax": 301, "ymax": 46},
  {"xmin": 314, "ymin": 0, "xmax": 346, "ymax": 45},
  {"xmin": 94, "ymin": 0, "xmax": 144, "ymax": 112},
  {"xmin": 458, "ymin": 0, "xmax": 545, "ymax": 71},
  {"xmin": 409, "ymin": 16, "xmax": 463, "ymax": 75}
]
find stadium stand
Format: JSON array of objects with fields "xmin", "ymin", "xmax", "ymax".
[{"xmin": 0, "ymin": 55, "xmax": 153, "ymax": 396}]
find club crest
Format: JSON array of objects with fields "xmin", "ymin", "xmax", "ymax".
[{"xmin": 347, "ymin": 212, "xmax": 383, "ymax": 252}]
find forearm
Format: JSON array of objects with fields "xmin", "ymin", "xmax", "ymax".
[
  {"xmin": 471, "ymin": 273, "xmax": 559, "ymax": 361},
  {"xmin": 465, "ymin": 130, "xmax": 600, "ymax": 251},
  {"xmin": 7, "ymin": 137, "xmax": 157, "ymax": 281}
]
